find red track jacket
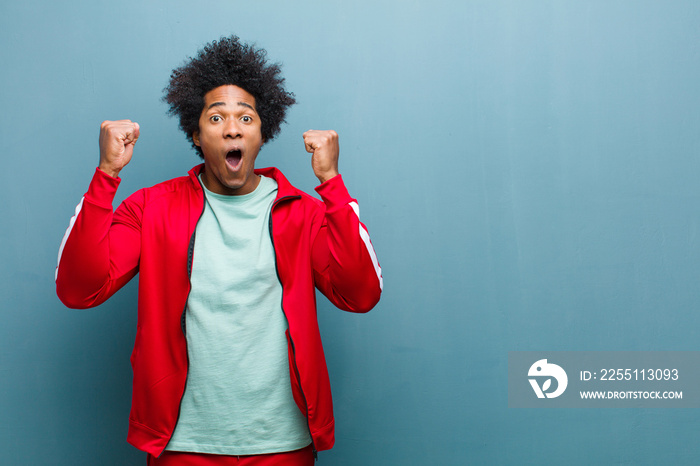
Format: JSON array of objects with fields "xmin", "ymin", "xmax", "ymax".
[{"xmin": 55, "ymin": 164, "xmax": 382, "ymax": 456}]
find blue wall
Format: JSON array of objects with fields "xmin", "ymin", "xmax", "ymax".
[{"xmin": 2, "ymin": 1, "xmax": 700, "ymax": 464}]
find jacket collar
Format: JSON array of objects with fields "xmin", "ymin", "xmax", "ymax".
[{"xmin": 187, "ymin": 163, "xmax": 204, "ymax": 192}]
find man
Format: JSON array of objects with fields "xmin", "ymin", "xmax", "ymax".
[{"xmin": 55, "ymin": 36, "xmax": 382, "ymax": 465}]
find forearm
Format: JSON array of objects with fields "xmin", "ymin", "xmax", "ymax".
[
  {"xmin": 313, "ymin": 175, "xmax": 383, "ymax": 312},
  {"xmin": 55, "ymin": 168, "xmax": 139, "ymax": 308}
]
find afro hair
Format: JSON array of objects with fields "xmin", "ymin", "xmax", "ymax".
[{"xmin": 163, "ymin": 35, "xmax": 296, "ymax": 158}]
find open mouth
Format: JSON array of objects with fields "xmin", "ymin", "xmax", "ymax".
[{"xmin": 225, "ymin": 149, "xmax": 242, "ymax": 170}]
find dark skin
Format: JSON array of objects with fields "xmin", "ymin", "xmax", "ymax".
[
  {"xmin": 98, "ymin": 85, "xmax": 340, "ymax": 190},
  {"xmin": 193, "ymin": 85, "xmax": 264, "ymax": 195}
]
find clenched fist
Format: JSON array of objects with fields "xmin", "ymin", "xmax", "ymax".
[
  {"xmin": 303, "ymin": 130, "xmax": 340, "ymax": 184},
  {"xmin": 98, "ymin": 120, "xmax": 140, "ymax": 178}
]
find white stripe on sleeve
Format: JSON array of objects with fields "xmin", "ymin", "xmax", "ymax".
[
  {"xmin": 348, "ymin": 201, "xmax": 383, "ymax": 291},
  {"xmin": 55, "ymin": 197, "xmax": 85, "ymax": 281}
]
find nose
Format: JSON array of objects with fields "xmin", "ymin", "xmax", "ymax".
[{"xmin": 223, "ymin": 119, "xmax": 242, "ymax": 139}]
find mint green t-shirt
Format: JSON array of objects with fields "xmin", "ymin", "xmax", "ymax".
[{"xmin": 166, "ymin": 175, "xmax": 311, "ymax": 455}]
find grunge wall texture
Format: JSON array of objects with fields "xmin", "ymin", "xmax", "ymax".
[{"xmin": 2, "ymin": 1, "xmax": 699, "ymax": 464}]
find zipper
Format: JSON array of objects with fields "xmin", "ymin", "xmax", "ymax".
[
  {"xmin": 268, "ymin": 194, "xmax": 317, "ymax": 459},
  {"xmin": 164, "ymin": 175, "xmax": 207, "ymax": 454},
  {"xmin": 285, "ymin": 330, "xmax": 319, "ymax": 461}
]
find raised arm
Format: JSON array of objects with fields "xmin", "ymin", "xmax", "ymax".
[
  {"xmin": 55, "ymin": 121, "xmax": 142, "ymax": 308},
  {"xmin": 305, "ymin": 130, "xmax": 383, "ymax": 312}
]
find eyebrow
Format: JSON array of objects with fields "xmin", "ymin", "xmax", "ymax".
[{"xmin": 207, "ymin": 101, "xmax": 256, "ymax": 111}]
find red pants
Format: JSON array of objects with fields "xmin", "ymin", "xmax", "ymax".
[{"xmin": 147, "ymin": 445, "xmax": 315, "ymax": 466}]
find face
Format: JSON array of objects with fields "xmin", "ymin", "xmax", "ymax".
[{"xmin": 193, "ymin": 85, "xmax": 264, "ymax": 195}]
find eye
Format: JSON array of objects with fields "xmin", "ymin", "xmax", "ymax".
[
  {"xmin": 210, "ymin": 115, "xmax": 222, "ymax": 123},
  {"xmin": 241, "ymin": 115, "xmax": 253, "ymax": 123}
]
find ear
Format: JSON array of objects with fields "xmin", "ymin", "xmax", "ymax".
[{"xmin": 192, "ymin": 130, "xmax": 201, "ymax": 147}]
